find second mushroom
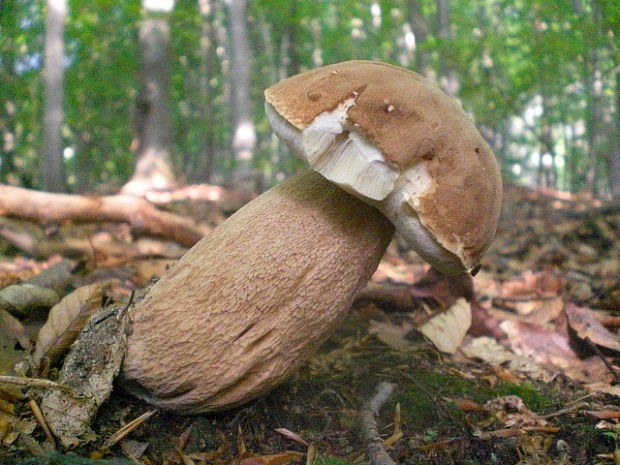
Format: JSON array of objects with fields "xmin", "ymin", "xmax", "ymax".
[{"xmin": 120, "ymin": 61, "xmax": 502, "ymax": 413}]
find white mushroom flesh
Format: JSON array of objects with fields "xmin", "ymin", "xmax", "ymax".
[
  {"xmin": 265, "ymin": 99, "xmax": 466, "ymax": 274},
  {"xmin": 301, "ymin": 99, "xmax": 399, "ymax": 201}
]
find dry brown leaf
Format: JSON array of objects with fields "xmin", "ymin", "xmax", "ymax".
[
  {"xmin": 500, "ymin": 270, "xmax": 565, "ymax": 299},
  {"xmin": 0, "ymin": 308, "xmax": 31, "ymax": 350},
  {"xmin": 585, "ymin": 383, "xmax": 620, "ymax": 398},
  {"xmin": 0, "ymin": 284, "xmax": 61, "ymax": 318},
  {"xmin": 0, "ymin": 260, "xmax": 73, "ymax": 317},
  {"xmin": 454, "ymin": 398, "xmax": 484, "ymax": 412},
  {"xmin": 461, "ymin": 336, "xmax": 515, "ymax": 366},
  {"xmin": 500, "ymin": 319, "xmax": 612, "ymax": 384},
  {"xmin": 368, "ymin": 319, "xmax": 414, "ymax": 351},
  {"xmin": 565, "ymin": 303, "xmax": 620, "ymax": 352},
  {"xmin": 419, "ymin": 298, "xmax": 471, "ymax": 354},
  {"xmin": 33, "ymin": 282, "xmax": 107, "ymax": 367},
  {"xmin": 238, "ymin": 451, "xmax": 304, "ymax": 465},
  {"xmin": 410, "ymin": 267, "xmax": 474, "ymax": 306}
]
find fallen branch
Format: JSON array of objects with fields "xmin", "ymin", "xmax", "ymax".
[
  {"xmin": 142, "ymin": 183, "xmax": 254, "ymax": 210},
  {"xmin": 360, "ymin": 382, "xmax": 397, "ymax": 465},
  {"xmin": 0, "ymin": 375, "xmax": 73, "ymax": 392},
  {"xmin": 0, "ymin": 184, "xmax": 207, "ymax": 247}
]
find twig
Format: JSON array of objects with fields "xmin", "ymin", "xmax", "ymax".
[
  {"xmin": 118, "ymin": 290, "xmax": 135, "ymax": 320},
  {"xmin": 99, "ymin": 410, "xmax": 157, "ymax": 452},
  {"xmin": 535, "ymin": 401, "xmax": 589, "ymax": 420},
  {"xmin": 584, "ymin": 337, "xmax": 620, "ymax": 384},
  {"xmin": 0, "ymin": 375, "xmax": 73, "ymax": 392},
  {"xmin": 360, "ymin": 382, "xmax": 397, "ymax": 465},
  {"xmin": 28, "ymin": 399, "xmax": 56, "ymax": 447}
]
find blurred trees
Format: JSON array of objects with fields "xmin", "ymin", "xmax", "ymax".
[
  {"xmin": 41, "ymin": 0, "xmax": 67, "ymax": 192},
  {"xmin": 121, "ymin": 0, "xmax": 177, "ymax": 195},
  {"xmin": 0, "ymin": 0, "xmax": 618, "ymax": 198}
]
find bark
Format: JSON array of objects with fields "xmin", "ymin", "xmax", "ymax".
[
  {"xmin": 0, "ymin": 0, "xmax": 17, "ymax": 184},
  {"xmin": 122, "ymin": 0, "xmax": 177, "ymax": 195},
  {"xmin": 407, "ymin": 0, "xmax": 430, "ymax": 76},
  {"xmin": 193, "ymin": 0, "xmax": 217, "ymax": 183},
  {"xmin": 226, "ymin": 0, "xmax": 257, "ymax": 191},
  {"xmin": 0, "ymin": 184, "xmax": 205, "ymax": 247},
  {"xmin": 611, "ymin": 68, "xmax": 620, "ymax": 199},
  {"xmin": 581, "ymin": 0, "xmax": 605, "ymax": 196},
  {"xmin": 436, "ymin": 0, "xmax": 459, "ymax": 97},
  {"xmin": 41, "ymin": 0, "xmax": 67, "ymax": 192}
]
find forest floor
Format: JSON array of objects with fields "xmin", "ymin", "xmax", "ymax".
[{"xmin": 0, "ymin": 183, "xmax": 619, "ymax": 465}]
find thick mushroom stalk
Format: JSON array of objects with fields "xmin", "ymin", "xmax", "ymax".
[{"xmin": 121, "ymin": 171, "xmax": 393, "ymax": 413}]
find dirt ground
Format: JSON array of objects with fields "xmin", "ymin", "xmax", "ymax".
[
  {"xmin": 1, "ymin": 184, "xmax": 619, "ymax": 465},
  {"xmin": 2, "ymin": 304, "xmax": 617, "ymax": 465}
]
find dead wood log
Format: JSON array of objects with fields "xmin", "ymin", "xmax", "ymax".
[
  {"xmin": 142, "ymin": 183, "xmax": 254, "ymax": 211},
  {"xmin": 0, "ymin": 184, "xmax": 207, "ymax": 247}
]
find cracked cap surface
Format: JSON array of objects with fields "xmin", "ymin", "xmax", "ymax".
[{"xmin": 265, "ymin": 60, "xmax": 502, "ymax": 273}]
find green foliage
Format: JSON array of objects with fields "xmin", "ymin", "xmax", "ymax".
[
  {"xmin": 313, "ymin": 457, "xmax": 351, "ymax": 465},
  {"xmin": 1, "ymin": 0, "xmax": 617, "ymax": 196}
]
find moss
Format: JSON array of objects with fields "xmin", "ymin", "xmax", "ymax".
[
  {"xmin": 495, "ymin": 380, "xmax": 553, "ymax": 412},
  {"xmin": 396, "ymin": 365, "xmax": 559, "ymax": 434}
]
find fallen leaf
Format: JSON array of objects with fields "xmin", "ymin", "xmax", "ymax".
[
  {"xmin": 33, "ymin": 282, "xmax": 108, "ymax": 367},
  {"xmin": 419, "ymin": 298, "xmax": 471, "ymax": 354},
  {"xmin": 0, "ymin": 284, "xmax": 61, "ymax": 318},
  {"xmin": 410, "ymin": 268, "xmax": 474, "ymax": 306},
  {"xmin": 565, "ymin": 303, "xmax": 620, "ymax": 351},
  {"xmin": 239, "ymin": 451, "xmax": 304, "ymax": 465},
  {"xmin": 461, "ymin": 336, "xmax": 515, "ymax": 365},
  {"xmin": 500, "ymin": 319, "xmax": 612, "ymax": 384},
  {"xmin": 368, "ymin": 319, "xmax": 414, "ymax": 351},
  {"xmin": 585, "ymin": 383, "xmax": 620, "ymax": 398},
  {"xmin": 0, "ymin": 308, "xmax": 31, "ymax": 350}
]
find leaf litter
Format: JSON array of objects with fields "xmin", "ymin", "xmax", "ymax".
[{"xmin": 0, "ymin": 184, "xmax": 619, "ymax": 464}]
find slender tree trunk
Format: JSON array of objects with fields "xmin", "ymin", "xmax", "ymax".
[
  {"xmin": 610, "ymin": 68, "xmax": 620, "ymax": 199},
  {"xmin": 226, "ymin": 0, "xmax": 257, "ymax": 191},
  {"xmin": 41, "ymin": 0, "xmax": 67, "ymax": 192},
  {"xmin": 193, "ymin": 0, "xmax": 217, "ymax": 183},
  {"xmin": 122, "ymin": 0, "xmax": 177, "ymax": 195},
  {"xmin": 0, "ymin": 0, "xmax": 17, "ymax": 184},
  {"xmin": 578, "ymin": 0, "xmax": 604, "ymax": 196},
  {"xmin": 286, "ymin": 1, "xmax": 301, "ymax": 77},
  {"xmin": 407, "ymin": 0, "xmax": 430, "ymax": 76},
  {"xmin": 436, "ymin": 0, "xmax": 459, "ymax": 97}
]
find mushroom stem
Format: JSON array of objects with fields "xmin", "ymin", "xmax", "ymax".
[{"xmin": 121, "ymin": 170, "xmax": 394, "ymax": 413}]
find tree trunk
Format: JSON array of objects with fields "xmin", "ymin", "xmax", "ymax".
[
  {"xmin": 581, "ymin": 0, "xmax": 604, "ymax": 196},
  {"xmin": 610, "ymin": 68, "xmax": 620, "ymax": 199},
  {"xmin": 122, "ymin": 0, "xmax": 177, "ymax": 196},
  {"xmin": 0, "ymin": 0, "xmax": 17, "ymax": 185},
  {"xmin": 436, "ymin": 0, "xmax": 459, "ymax": 97},
  {"xmin": 407, "ymin": 0, "xmax": 430, "ymax": 76},
  {"xmin": 41, "ymin": 0, "xmax": 67, "ymax": 192},
  {"xmin": 193, "ymin": 0, "xmax": 217, "ymax": 183},
  {"xmin": 226, "ymin": 0, "xmax": 257, "ymax": 192}
]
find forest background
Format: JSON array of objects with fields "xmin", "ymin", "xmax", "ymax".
[{"xmin": 0, "ymin": 0, "xmax": 618, "ymax": 200}]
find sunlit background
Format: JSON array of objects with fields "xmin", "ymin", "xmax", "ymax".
[{"xmin": 0, "ymin": 0, "xmax": 617, "ymax": 198}]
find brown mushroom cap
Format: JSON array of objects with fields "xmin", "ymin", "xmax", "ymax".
[{"xmin": 265, "ymin": 60, "xmax": 502, "ymax": 273}]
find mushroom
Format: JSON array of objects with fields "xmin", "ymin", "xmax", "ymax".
[{"xmin": 120, "ymin": 60, "xmax": 502, "ymax": 413}]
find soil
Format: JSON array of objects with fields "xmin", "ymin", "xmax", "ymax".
[{"xmin": 2, "ymin": 303, "xmax": 614, "ymax": 465}]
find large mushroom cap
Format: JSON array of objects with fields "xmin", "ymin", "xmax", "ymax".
[{"xmin": 265, "ymin": 60, "xmax": 502, "ymax": 274}]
